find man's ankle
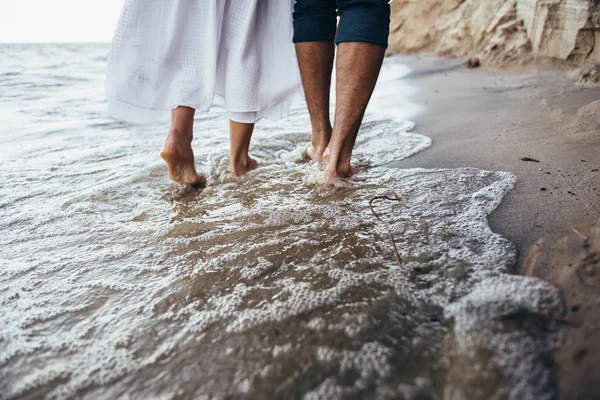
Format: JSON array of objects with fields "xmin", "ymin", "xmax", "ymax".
[
  {"xmin": 324, "ymin": 148, "xmax": 353, "ymax": 178},
  {"xmin": 310, "ymin": 141, "xmax": 328, "ymax": 153},
  {"xmin": 311, "ymin": 126, "xmax": 331, "ymax": 148}
]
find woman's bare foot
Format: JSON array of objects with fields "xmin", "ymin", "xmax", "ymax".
[
  {"xmin": 230, "ymin": 157, "xmax": 259, "ymax": 176},
  {"xmin": 228, "ymin": 120, "xmax": 258, "ymax": 176},
  {"xmin": 160, "ymin": 128, "xmax": 206, "ymax": 187}
]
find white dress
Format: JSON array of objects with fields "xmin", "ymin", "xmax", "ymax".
[{"xmin": 106, "ymin": 0, "xmax": 303, "ymax": 124}]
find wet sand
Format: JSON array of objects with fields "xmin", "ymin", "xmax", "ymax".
[
  {"xmin": 7, "ymin": 45, "xmax": 548, "ymax": 399},
  {"xmin": 0, "ymin": 44, "xmax": 594, "ymax": 398},
  {"xmin": 391, "ymin": 55, "xmax": 600, "ymax": 399}
]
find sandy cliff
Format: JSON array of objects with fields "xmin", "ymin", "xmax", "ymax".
[{"xmin": 389, "ymin": 0, "xmax": 600, "ymax": 66}]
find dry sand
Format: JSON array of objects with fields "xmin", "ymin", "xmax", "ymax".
[{"xmin": 390, "ymin": 55, "xmax": 600, "ymax": 399}]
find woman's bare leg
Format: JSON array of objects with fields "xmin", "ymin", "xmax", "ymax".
[
  {"xmin": 229, "ymin": 120, "xmax": 259, "ymax": 175},
  {"xmin": 160, "ymin": 106, "xmax": 206, "ymax": 187}
]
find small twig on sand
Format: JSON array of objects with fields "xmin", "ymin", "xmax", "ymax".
[
  {"xmin": 570, "ymin": 222, "xmax": 596, "ymax": 241},
  {"xmin": 369, "ymin": 194, "xmax": 403, "ymax": 264}
]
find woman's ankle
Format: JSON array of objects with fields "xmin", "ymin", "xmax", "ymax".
[
  {"xmin": 230, "ymin": 155, "xmax": 258, "ymax": 175},
  {"xmin": 230, "ymin": 153, "xmax": 248, "ymax": 168},
  {"xmin": 170, "ymin": 107, "xmax": 195, "ymax": 140},
  {"xmin": 168, "ymin": 126, "xmax": 193, "ymax": 140}
]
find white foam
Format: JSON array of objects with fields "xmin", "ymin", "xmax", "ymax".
[{"xmin": 0, "ymin": 47, "xmax": 563, "ymax": 400}]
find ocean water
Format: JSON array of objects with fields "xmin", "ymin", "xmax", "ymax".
[{"xmin": 0, "ymin": 44, "xmax": 564, "ymax": 400}]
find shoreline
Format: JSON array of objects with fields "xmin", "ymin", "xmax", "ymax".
[
  {"xmin": 391, "ymin": 55, "xmax": 599, "ymax": 261},
  {"xmin": 390, "ymin": 54, "xmax": 600, "ymax": 398}
]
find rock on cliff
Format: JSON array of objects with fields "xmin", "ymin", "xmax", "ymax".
[{"xmin": 389, "ymin": 0, "xmax": 600, "ymax": 65}]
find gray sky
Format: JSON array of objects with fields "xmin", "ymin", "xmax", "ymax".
[{"xmin": 0, "ymin": 0, "xmax": 125, "ymax": 43}]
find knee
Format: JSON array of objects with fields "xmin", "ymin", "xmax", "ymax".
[
  {"xmin": 336, "ymin": 0, "xmax": 391, "ymax": 48},
  {"xmin": 292, "ymin": 0, "xmax": 337, "ymax": 43}
]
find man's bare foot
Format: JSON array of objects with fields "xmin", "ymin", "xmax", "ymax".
[
  {"xmin": 321, "ymin": 148, "xmax": 366, "ymax": 180},
  {"xmin": 305, "ymin": 143, "xmax": 328, "ymax": 163},
  {"xmin": 323, "ymin": 164, "xmax": 364, "ymax": 180},
  {"xmin": 305, "ymin": 126, "xmax": 332, "ymax": 163},
  {"xmin": 160, "ymin": 128, "xmax": 206, "ymax": 187},
  {"xmin": 230, "ymin": 157, "xmax": 259, "ymax": 176}
]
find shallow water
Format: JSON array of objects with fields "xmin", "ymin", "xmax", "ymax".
[{"xmin": 0, "ymin": 44, "xmax": 563, "ymax": 399}]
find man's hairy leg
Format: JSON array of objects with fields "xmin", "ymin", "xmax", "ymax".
[
  {"xmin": 295, "ymin": 41, "xmax": 335, "ymax": 163},
  {"xmin": 324, "ymin": 41, "xmax": 385, "ymax": 178}
]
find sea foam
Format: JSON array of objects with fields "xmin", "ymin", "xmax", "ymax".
[{"xmin": 0, "ymin": 45, "xmax": 563, "ymax": 400}]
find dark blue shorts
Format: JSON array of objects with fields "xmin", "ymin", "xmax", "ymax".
[{"xmin": 292, "ymin": 0, "xmax": 391, "ymax": 48}]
